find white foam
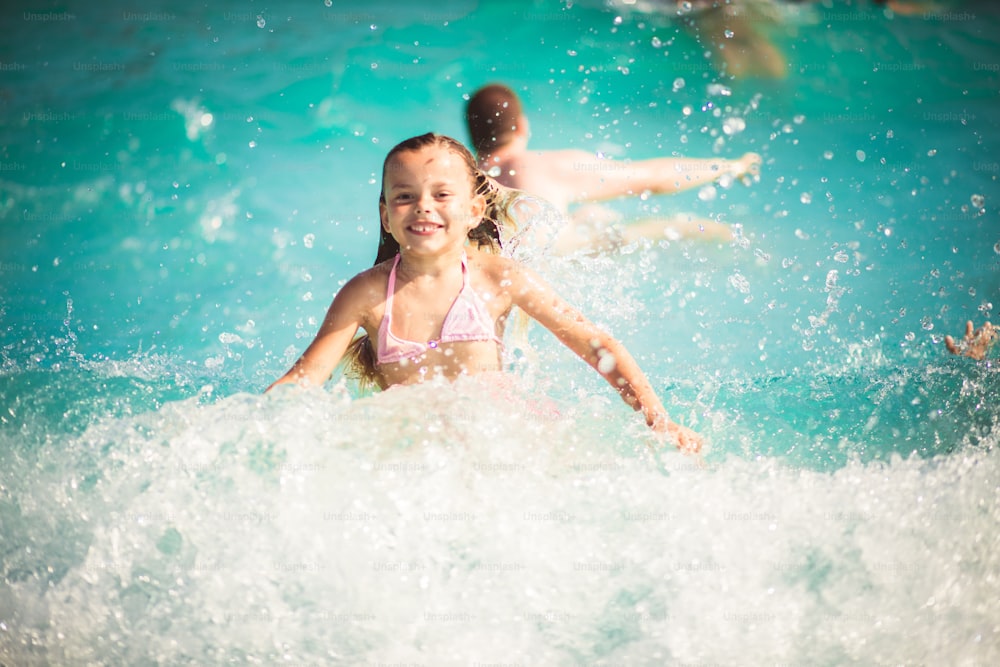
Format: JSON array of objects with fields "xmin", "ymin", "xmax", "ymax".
[{"xmin": 2, "ymin": 376, "xmax": 997, "ymax": 664}]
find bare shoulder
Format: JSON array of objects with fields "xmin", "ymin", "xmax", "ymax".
[
  {"xmin": 466, "ymin": 249, "xmax": 539, "ymax": 294},
  {"xmin": 328, "ymin": 262, "xmax": 391, "ymax": 323},
  {"xmin": 466, "ymin": 248, "xmax": 517, "ymax": 276}
]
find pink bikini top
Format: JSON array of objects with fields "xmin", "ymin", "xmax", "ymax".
[{"xmin": 376, "ymin": 253, "xmax": 503, "ymax": 365}]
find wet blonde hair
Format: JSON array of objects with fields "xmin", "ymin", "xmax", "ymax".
[{"xmin": 344, "ymin": 133, "xmax": 522, "ymax": 390}]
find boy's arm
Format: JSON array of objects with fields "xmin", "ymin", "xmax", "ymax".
[
  {"xmin": 503, "ymin": 260, "xmax": 702, "ymax": 451},
  {"xmin": 542, "ymin": 149, "xmax": 761, "ymax": 204},
  {"xmin": 266, "ymin": 279, "xmax": 370, "ymax": 391}
]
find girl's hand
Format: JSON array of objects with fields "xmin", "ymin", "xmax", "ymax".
[{"xmin": 650, "ymin": 413, "xmax": 703, "ymax": 454}]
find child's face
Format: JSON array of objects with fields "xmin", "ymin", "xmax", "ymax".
[{"xmin": 380, "ymin": 145, "xmax": 485, "ymax": 257}]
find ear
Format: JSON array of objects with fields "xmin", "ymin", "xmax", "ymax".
[
  {"xmin": 516, "ymin": 114, "xmax": 530, "ymax": 140},
  {"xmin": 469, "ymin": 192, "xmax": 487, "ymax": 228},
  {"xmin": 379, "ymin": 201, "xmax": 390, "ymax": 233}
]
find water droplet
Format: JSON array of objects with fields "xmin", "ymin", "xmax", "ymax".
[
  {"xmin": 728, "ymin": 272, "xmax": 750, "ymax": 294},
  {"xmin": 722, "ymin": 117, "xmax": 745, "ymax": 136},
  {"xmin": 256, "ymin": 15, "xmax": 265, "ymax": 28}
]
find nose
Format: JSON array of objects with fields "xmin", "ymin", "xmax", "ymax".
[{"xmin": 415, "ymin": 192, "xmax": 434, "ymax": 213}]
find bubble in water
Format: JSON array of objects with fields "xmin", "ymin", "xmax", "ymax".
[
  {"xmin": 971, "ymin": 193, "xmax": 985, "ymax": 208},
  {"xmin": 800, "ymin": 192, "xmax": 812, "ymax": 204},
  {"xmin": 994, "ymin": 241, "xmax": 1000, "ymax": 255},
  {"xmin": 303, "ymin": 233, "xmax": 315, "ymax": 249},
  {"xmin": 856, "ymin": 150, "xmax": 866, "ymax": 162},
  {"xmin": 722, "ymin": 117, "xmax": 746, "ymax": 136},
  {"xmin": 728, "ymin": 272, "xmax": 750, "ymax": 294},
  {"xmin": 707, "ymin": 83, "xmax": 732, "ymax": 97},
  {"xmin": 724, "ymin": 30, "xmax": 734, "ymax": 39},
  {"xmin": 921, "ymin": 316, "xmax": 934, "ymax": 331},
  {"xmin": 256, "ymin": 15, "xmax": 265, "ymax": 28},
  {"xmin": 673, "ymin": 77, "xmax": 685, "ymax": 92},
  {"xmin": 698, "ymin": 185, "xmax": 717, "ymax": 201},
  {"xmin": 823, "ymin": 150, "xmax": 834, "ymax": 160}
]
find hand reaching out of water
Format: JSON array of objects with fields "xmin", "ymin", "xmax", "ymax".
[
  {"xmin": 944, "ymin": 320, "xmax": 997, "ymax": 360},
  {"xmin": 649, "ymin": 414, "xmax": 703, "ymax": 454}
]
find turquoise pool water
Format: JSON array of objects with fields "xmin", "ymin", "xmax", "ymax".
[{"xmin": 1, "ymin": 0, "xmax": 998, "ymax": 664}]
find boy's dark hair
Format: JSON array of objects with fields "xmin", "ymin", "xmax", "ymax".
[{"xmin": 465, "ymin": 84, "xmax": 523, "ymax": 157}]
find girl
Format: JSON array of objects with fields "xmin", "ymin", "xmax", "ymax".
[{"xmin": 267, "ymin": 133, "xmax": 702, "ymax": 453}]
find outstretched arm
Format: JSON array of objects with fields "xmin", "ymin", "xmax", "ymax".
[
  {"xmin": 266, "ymin": 280, "xmax": 369, "ymax": 391},
  {"xmin": 545, "ymin": 149, "xmax": 761, "ymax": 205},
  {"xmin": 504, "ymin": 261, "xmax": 702, "ymax": 451}
]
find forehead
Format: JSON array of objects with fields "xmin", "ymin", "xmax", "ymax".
[{"xmin": 384, "ymin": 145, "xmax": 470, "ymax": 185}]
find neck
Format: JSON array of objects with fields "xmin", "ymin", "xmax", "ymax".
[
  {"xmin": 480, "ymin": 136, "xmax": 526, "ymax": 165},
  {"xmin": 396, "ymin": 246, "xmax": 466, "ymax": 278}
]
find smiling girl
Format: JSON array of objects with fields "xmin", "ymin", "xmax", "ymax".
[{"xmin": 267, "ymin": 133, "xmax": 701, "ymax": 452}]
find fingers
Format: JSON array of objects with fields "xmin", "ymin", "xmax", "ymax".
[
  {"xmin": 944, "ymin": 335, "xmax": 959, "ymax": 355},
  {"xmin": 965, "ymin": 320, "xmax": 975, "ymax": 339}
]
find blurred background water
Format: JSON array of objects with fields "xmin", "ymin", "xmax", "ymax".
[{"xmin": 1, "ymin": 0, "xmax": 998, "ymax": 664}]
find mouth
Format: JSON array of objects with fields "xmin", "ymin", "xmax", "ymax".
[{"xmin": 406, "ymin": 221, "xmax": 444, "ymax": 235}]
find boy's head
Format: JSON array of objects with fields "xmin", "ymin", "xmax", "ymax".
[{"xmin": 465, "ymin": 84, "xmax": 524, "ymax": 157}]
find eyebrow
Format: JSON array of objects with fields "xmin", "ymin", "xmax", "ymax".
[{"xmin": 386, "ymin": 179, "xmax": 461, "ymax": 192}]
